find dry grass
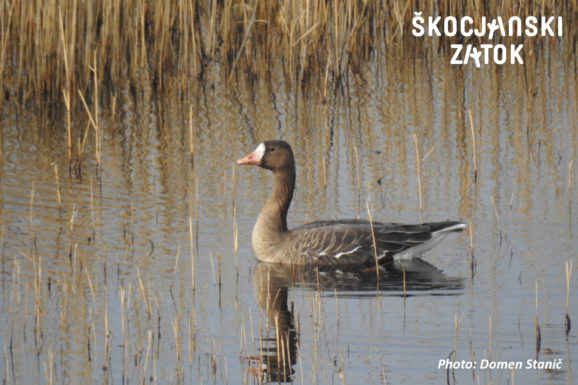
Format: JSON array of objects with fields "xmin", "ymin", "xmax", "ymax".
[{"xmin": 0, "ymin": 0, "xmax": 574, "ymax": 110}]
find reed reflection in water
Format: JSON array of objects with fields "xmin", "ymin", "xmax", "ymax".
[{"xmin": 0, "ymin": 35, "xmax": 576, "ymax": 385}]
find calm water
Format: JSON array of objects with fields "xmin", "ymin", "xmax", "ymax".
[{"xmin": 0, "ymin": 42, "xmax": 576, "ymax": 384}]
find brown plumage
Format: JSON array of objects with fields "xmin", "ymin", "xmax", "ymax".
[{"xmin": 238, "ymin": 140, "xmax": 466, "ymax": 266}]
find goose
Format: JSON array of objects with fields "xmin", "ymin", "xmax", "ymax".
[{"xmin": 237, "ymin": 140, "xmax": 465, "ymax": 266}]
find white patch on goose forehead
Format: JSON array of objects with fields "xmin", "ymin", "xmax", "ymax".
[{"xmin": 254, "ymin": 142, "xmax": 266, "ymax": 160}]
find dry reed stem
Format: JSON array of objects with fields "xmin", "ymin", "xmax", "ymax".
[
  {"xmin": 28, "ymin": 180, "xmax": 35, "ymax": 231},
  {"xmin": 2, "ymin": 1, "xmax": 574, "ymax": 108},
  {"xmin": 173, "ymin": 243, "xmax": 181, "ymax": 272},
  {"xmin": 466, "ymin": 111, "xmax": 477, "ymax": 271},
  {"xmin": 453, "ymin": 313, "xmax": 461, "ymax": 356},
  {"xmin": 43, "ymin": 350, "xmax": 54, "ymax": 385},
  {"xmin": 52, "ymin": 163, "xmax": 62, "ymax": 209},
  {"xmin": 136, "ymin": 268, "xmax": 151, "ymax": 318},
  {"xmin": 569, "ymin": 160, "xmax": 575, "ymax": 230},
  {"xmin": 142, "ymin": 329, "xmax": 153, "ymax": 385},
  {"xmin": 227, "ymin": 0, "xmax": 258, "ymax": 83},
  {"xmin": 413, "ymin": 134, "xmax": 423, "ymax": 220},
  {"xmin": 62, "ymin": 90, "xmax": 72, "ymax": 166},
  {"xmin": 173, "ymin": 317, "xmax": 182, "ymax": 371},
  {"xmin": 189, "ymin": 215, "xmax": 195, "ymax": 294},
  {"xmin": 32, "ymin": 251, "xmax": 42, "ymax": 350},
  {"xmin": 90, "ymin": 54, "xmax": 101, "ymax": 166},
  {"xmin": 490, "ymin": 196, "xmax": 501, "ymax": 233},
  {"xmin": 58, "ymin": 7, "xmax": 73, "ymax": 164},
  {"xmin": 0, "ymin": 2, "xmax": 15, "ymax": 100},
  {"xmin": 422, "ymin": 134, "xmax": 445, "ymax": 162},
  {"xmin": 77, "ymin": 90, "xmax": 101, "ymax": 166},
  {"xmin": 102, "ymin": 263, "xmax": 110, "ymax": 371},
  {"xmin": 365, "ymin": 199, "xmax": 380, "ymax": 278},
  {"xmin": 467, "ymin": 109, "xmax": 478, "ymax": 183},
  {"xmin": 189, "ymin": 104, "xmax": 194, "ymax": 161}
]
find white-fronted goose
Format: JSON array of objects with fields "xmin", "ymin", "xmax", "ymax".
[{"xmin": 237, "ymin": 140, "xmax": 466, "ymax": 266}]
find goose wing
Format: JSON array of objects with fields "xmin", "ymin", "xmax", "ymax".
[{"xmin": 289, "ymin": 220, "xmax": 465, "ymax": 265}]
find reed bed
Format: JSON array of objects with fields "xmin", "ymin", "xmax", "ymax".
[{"xmin": 0, "ymin": 0, "xmax": 574, "ymax": 110}]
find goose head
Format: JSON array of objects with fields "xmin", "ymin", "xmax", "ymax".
[{"xmin": 237, "ymin": 140, "xmax": 294, "ymax": 172}]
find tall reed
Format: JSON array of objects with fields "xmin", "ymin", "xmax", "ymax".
[{"xmin": 1, "ymin": 0, "xmax": 573, "ymax": 110}]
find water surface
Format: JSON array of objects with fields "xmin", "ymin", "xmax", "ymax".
[{"xmin": 0, "ymin": 41, "xmax": 576, "ymax": 384}]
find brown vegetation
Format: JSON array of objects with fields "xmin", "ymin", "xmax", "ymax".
[{"xmin": 0, "ymin": 0, "xmax": 574, "ymax": 109}]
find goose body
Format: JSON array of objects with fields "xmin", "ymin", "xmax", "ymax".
[{"xmin": 238, "ymin": 140, "xmax": 465, "ymax": 266}]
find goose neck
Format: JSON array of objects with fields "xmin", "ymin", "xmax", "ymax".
[{"xmin": 258, "ymin": 168, "xmax": 295, "ymax": 234}]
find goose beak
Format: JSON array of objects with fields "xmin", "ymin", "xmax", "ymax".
[
  {"xmin": 237, "ymin": 143, "xmax": 265, "ymax": 166},
  {"xmin": 237, "ymin": 151, "xmax": 261, "ymax": 166}
]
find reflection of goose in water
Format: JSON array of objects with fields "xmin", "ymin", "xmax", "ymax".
[
  {"xmin": 247, "ymin": 260, "xmax": 464, "ymax": 382},
  {"xmin": 249, "ymin": 264, "xmax": 298, "ymax": 383}
]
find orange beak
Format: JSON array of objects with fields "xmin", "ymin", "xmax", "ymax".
[
  {"xmin": 237, "ymin": 143, "xmax": 265, "ymax": 166},
  {"xmin": 237, "ymin": 151, "xmax": 261, "ymax": 166}
]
